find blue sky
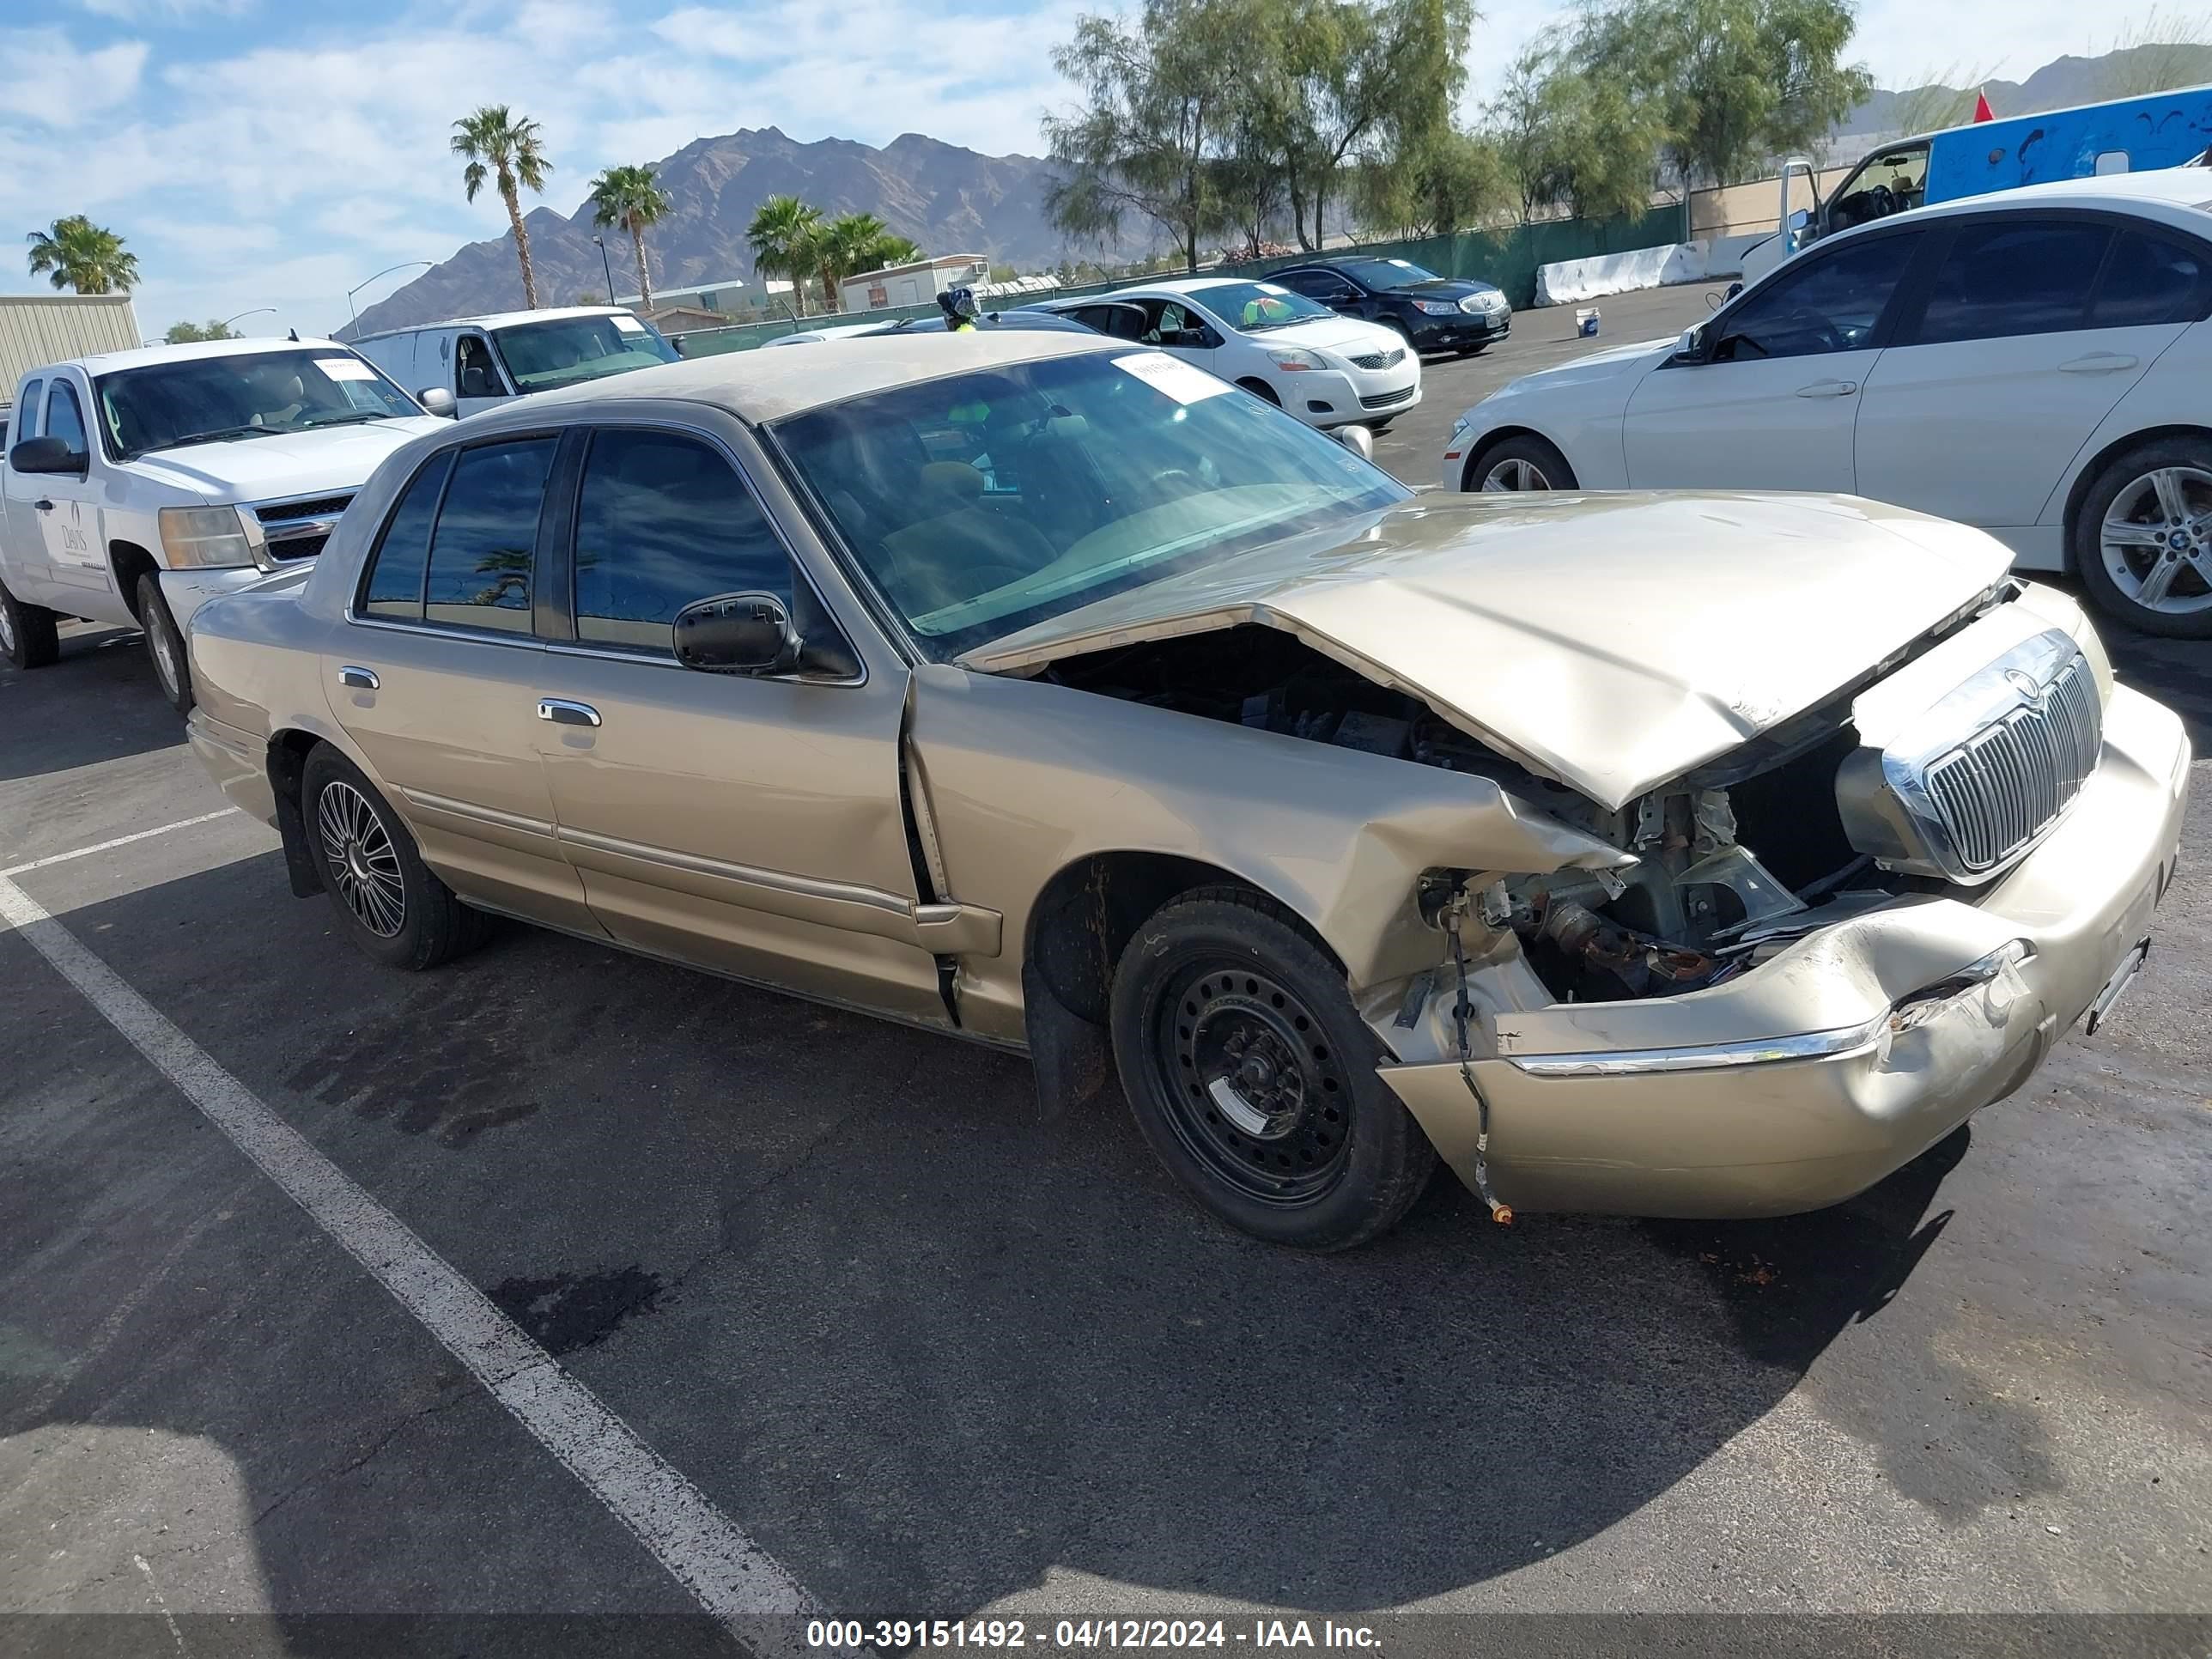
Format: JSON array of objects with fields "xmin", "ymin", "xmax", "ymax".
[{"xmin": 0, "ymin": 0, "xmax": 2160, "ymax": 341}]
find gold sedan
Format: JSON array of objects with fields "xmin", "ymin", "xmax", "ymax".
[{"xmin": 185, "ymin": 332, "xmax": 2191, "ymax": 1249}]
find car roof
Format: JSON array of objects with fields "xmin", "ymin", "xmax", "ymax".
[
  {"xmin": 355, "ymin": 306, "xmax": 635, "ymax": 343},
  {"xmin": 50, "ymin": 337, "xmax": 358, "ymax": 375},
  {"xmin": 519, "ymin": 328, "xmax": 1125, "ymax": 424}
]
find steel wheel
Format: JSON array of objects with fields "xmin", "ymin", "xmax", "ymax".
[
  {"xmin": 0, "ymin": 597, "xmax": 16, "ymax": 658},
  {"xmin": 1480, "ymin": 456, "xmax": 1553, "ymax": 491},
  {"xmin": 2100, "ymin": 465, "xmax": 2212, "ymax": 618},
  {"xmin": 148, "ymin": 610, "xmax": 182, "ymax": 698},
  {"xmin": 1152, "ymin": 958, "xmax": 1353, "ymax": 1206},
  {"xmin": 316, "ymin": 780, "xmax": 406, "ymax": 939}
]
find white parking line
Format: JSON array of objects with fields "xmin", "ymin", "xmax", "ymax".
[
  {"xmin": 0, "ymin": 811, "xmax": 236, "ymax": 878},
  {"xmin": 0, "ymin": 870, "xmax": 817, "ymax": 1646}
]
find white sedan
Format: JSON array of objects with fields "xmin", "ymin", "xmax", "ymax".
[
  {"xmin": 1036, "ymin": 277, "xmax": 1420, "ymax": 429},
  {"xmin": 1442, "ymin": 169, "xmax": 2212, "ymax": 637}
]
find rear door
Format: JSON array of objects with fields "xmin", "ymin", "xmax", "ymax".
[
  {"xmin": 526, "ymin": 417, "xmax": 947, "ymax": 1024},
  {"xmin": 1621, "ymin": 227, "xmax": 1926, "ymax": 493},
  {"xmin": 325, "ymin": 432, "xmax": 598, "ymax": 933},
  {"xmin": 1855, "ymin": 214, "xmax": 2202, "ymax": 532}
]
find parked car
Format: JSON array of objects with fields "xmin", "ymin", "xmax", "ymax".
[
  {"xmin": 1443, "ymin": 170, "xmax": 2212, "ymax": 637},
  {"xmin": 353, "ymin": 307, "xmax": 678, "ymax": 417},
  {"xmin": 1032, "ymin": 277, "xmax": 1419, "ymax": 428},
  {"xmin": 180, "ymin": 331, "xmax": 2186, "ymax": 1250},
  {"xmin": 0, "ymin": 339, "xmax": 447, "ymax": 708},
  {"xmin": 1265, "ymin": 256, "xmax": 1511, "ymax": 355},
  {"xmin": 764, "ymin": 309, "xmax": 1114, "ymax": 346},
  {"xmin": 1741, "ymin": 82, "xmax": 2212, "ymax": 285}
]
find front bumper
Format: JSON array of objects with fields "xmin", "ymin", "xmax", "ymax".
[
  {"xmin": 1380, "ymin": 685, "xmax": 2191, "ymax": 1218},
  {"xmin": 1408, "ymin": 309, "xmax": 1510, "ymax": 350},
  {"xmin": 159, "ymin": 566, "xmax": 270, "ymax": 635},
  {"xmin": 1289, "ymin": 368, "xmax": 1423, "ymax": 428}
]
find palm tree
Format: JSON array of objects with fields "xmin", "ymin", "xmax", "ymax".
[
  {"xmin": 587, "ymin": 163, "xmax": 672, "ymax": 311},
  {"xmin": 25, "ymin": 216, "xmax": 140, "ymax": 295},
  {"xmin": 823, "ymin": 214, "xmax": 923, "ymax": 295},
  {"xmin": 452, "ymin": 105, "xmax": 552, "ymax": 309},
  {"xmin": 747, "ymin": 195, "xmax": 824, "ymax": 317}
]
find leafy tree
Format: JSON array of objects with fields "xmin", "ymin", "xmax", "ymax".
[
  {"xmin": 1043, "ymin": 0, "xmax": 1240, "ymax": 274},
  {"xmin": 25, "ymin": 216, "xmax": 140, "ymax": 294},
  {"xmin": 748, "ymin": 195, "xmax": 826, "ymax": 316},
  {"xmin": 1353, "ymin": 125, "xmax": 1508, "ymax": 238},
  {"xmin": 587, "ymin": 163, "xmax": 672, "ymax": 311},
  {"xmin": 1575, "ymin": 0, "xmax": 1871, "ymax": 189},
  {"xmin": 163, "ymin": 319, "xmax": 239, "ymax": 343},
  {"xmin": 1486, "ymin": 35, "xmax": 1665, "ymax": 222},
  {"xmin": 1487, "ymin": 42, "xmax": 1566, "ymax": 221},
  {"xmin": 452, "ymin": 105, "xmax": 552, "ymax": 308},
  {"xmin": 823, "ymin": 213, "xmax": 922, "ymax": 300}
]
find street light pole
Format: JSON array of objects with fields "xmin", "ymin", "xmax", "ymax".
[
  {"xmin": 221, "ymin": 307, "xmax": 276, "ymax": 332},
  {"xmin": 592, "ymin": 235, "xmax": 617, "ymax": 303},
  {"xmin": 344, "ymin": 260, "xmax": 435, "ymax": 331}
]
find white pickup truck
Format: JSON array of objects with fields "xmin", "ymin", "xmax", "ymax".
[{"xmin": 0, "ymin": 337, "xmax": 447, "ymax": 712}]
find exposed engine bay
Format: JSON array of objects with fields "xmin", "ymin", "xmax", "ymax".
[{"xmin": 1043, "ymin": 624, "xmax": 1926, "ymax": 1004}]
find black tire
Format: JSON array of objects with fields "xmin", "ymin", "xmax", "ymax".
[
  {"xmin": 1109, "ymin": 887, "xmax": 1436, "ymax": 1251},
  {"xmin": 1463, "ymin": 431, "xmax": 1577, "ymax": 494},
  {"xmin": 1236, "ymin": 377, "xmax": 1282, "ymax": 406},
  {"xmin": 136, "ymin": 573, "xmax": 194, "ymax": 714},
  {"xmin": 2069, "ymin": 435, "xmax": 2212, "ymax": 639},
  {"xmin": 301, "ymin": 744, "xmax": 489, "ymax": 970},
  {"xmin": 0, "ymin": 579, "xmax": 60, "ymax": 670}
]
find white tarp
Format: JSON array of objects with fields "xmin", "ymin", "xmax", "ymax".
[{"xmin": 1534, "ymin": 240, "xmax": 1717, "ymax": 307}]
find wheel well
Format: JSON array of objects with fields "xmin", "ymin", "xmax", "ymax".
[
  {"xmin": 1458, "ymin": 424, "xmax": 1557, "ymax": 491},
  {"xmin": 1024, "ymin": 852, "xmax": 1338, "ymax": 1026},
  {"xmin": 2057, "ymin": 424, "xmax": 2212, "ymax": 559},
  {"xmin": 109, "ymin": 540, "xmax": 158, "ymax": 620},
  {"xmin": 1236, "ymin": 377, "xmax": 1280, "ymax": 404},
  {"xmin": 266, "ymin": 730, "xmax": 326, "ymax": 897}
]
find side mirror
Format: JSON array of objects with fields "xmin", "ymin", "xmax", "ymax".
[
  {"xmin": 418, "ymin": 387, "xmax": 457, "ymax": 418},
  {"xmin": 1335, "ymin": 424, "xmax": 1375, "ymax": 460},
  {"xmin": 673, "ymin": 591, "xmax": 799, "ymax": 675},
  {"xmin": 9, "ymin": 435, "xmax": 87, "ymax": 477},
  {"xmin": 1674, "ymin": 325, "xmax": 1706, "ymax": 362},
  {"xmin": 1786, "ymin": 208, "xmax": 1811, "ymax": 232}
]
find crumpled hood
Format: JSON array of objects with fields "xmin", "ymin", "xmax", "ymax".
[
  {"xmin": 123, "ymin": 417, "xmax": 449, "ymax": 503},
  {"xmin": 962, "ymin": 491, "xmax": 2012, "ymax": 811}
]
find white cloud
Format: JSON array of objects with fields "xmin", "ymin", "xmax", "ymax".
[
  {"xmin": 77, "ymin": 0, "xmax": 252, "ymax": 18},
  {"xmin": 0, "ymin": 30, "xmax": 149, "ymax": 126}
]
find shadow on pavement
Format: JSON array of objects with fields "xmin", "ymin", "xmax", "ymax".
[
  {"xmin": 0, "ymin": 850, "xmax": 2007, "ymax": 1624},
  {"xmin": 0, "ymin": 624, "xmax": 180, "ymax": 786}
]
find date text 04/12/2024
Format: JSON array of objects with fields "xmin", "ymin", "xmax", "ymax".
[{"xmin": 805, "ymin": 1619, "xmax": 1382, "ymax": 1650}]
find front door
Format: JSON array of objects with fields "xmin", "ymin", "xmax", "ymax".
[
  {"xmin": 1856, "ymin": 216, "xmax": 2191, "ymax": 532},
  {"xmin": 327, "ymin": 434, "xmax": 598, "ymax": 933},
  {"xmin": 526, "ymin": 421, "xmax": 947, "ymax": 1024},
  {"xmin": 1138, "ymin": 299, "xmax": 1220, "ymax": 375},
  {"xmin": 1623, "ymin": 226, "xmax": 1926, "ymax": 493},
  {"xmin": 34, "ymin": 378, "xmax": 109, "ymax": 593},
  {"xmin": 453, "ymin": 331, "xmax": 513, "ymax": 416}
]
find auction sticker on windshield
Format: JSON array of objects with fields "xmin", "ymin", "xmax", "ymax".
[
  {"xmin": 611, "ymin": 315, "xmax": 647, "ymax": 334},
  {"xmin": 317, "ymin": 357, "xmax": 380, "ymax": 380},
  {"xmin": 1113, "ymin": 350, "xmax": 1230, "ymax": 404}
]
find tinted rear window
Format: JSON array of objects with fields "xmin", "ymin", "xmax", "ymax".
[{"xmin": 422, "ymin": 439, "xmax": 556, "ymax": 633}]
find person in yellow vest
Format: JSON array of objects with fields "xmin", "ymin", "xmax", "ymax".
[{"xmin": 938, "ymin": 285, "xmax": 980, "ymax": 331}]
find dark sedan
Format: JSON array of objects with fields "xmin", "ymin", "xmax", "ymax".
[{"xmin": 1267, "ymin": 257, "xmax": 1511, "ymax": 355}]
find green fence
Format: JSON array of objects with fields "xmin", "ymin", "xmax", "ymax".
[{"xmin": 667, "ymin": 201, "xmax": 1692, "ymax": 358}]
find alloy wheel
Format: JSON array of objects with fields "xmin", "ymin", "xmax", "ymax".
[
  {"xmin": 2100, "ymin": 465, "xmax": 2212, "ymax": 618},
  {"xmin": 1152, "ymin": 959, "xmax": 1354, "ymax": 1206},
  {"xmin": 149, "ymin": 615, "xmax": 181, "ymax": 697},
  {"xmin": 1480, "ymin": 457, "xmax": 1552, "ymax": 491},
  {"xmin": 316, "ymin": 780, "xmax": 407, "ymax": 938}
]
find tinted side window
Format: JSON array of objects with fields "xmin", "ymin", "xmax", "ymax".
[
  {"xmin": 359, "ymin": 451, "xmax": 454, "ymax": 620},
  {"xmin": 46, "ymin": 382, "xmax": 88, "ymax": 453},
  {"xmin": 1273, "ymin": 270, "xmax": 1328, "ymax": 297},
  {"xmin": 1917, "ymin": 220, "xmax": 2110, "ymax": 344},
  {"xmin": 15, "ymin": 379, "xmax": 43, "ymax": 441},
  {"xmin": 1716, "ymin": 232, "xmax": 1919, "ymax": 362},
  {"xmin": 422, "ymin": 439, "xmax": 555, "ymax": 633},
  {"xmin": 573, "ymin": 429, "xmax": 791, "ymax": 653},
  {"xmin": 2092, "ymin": 228, "xmax": 2209, "ymax": 328}
]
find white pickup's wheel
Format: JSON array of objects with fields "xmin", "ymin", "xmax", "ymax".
[{"xmin": 136, "ymin": 573, "xmax": 193, "ymax": 714}]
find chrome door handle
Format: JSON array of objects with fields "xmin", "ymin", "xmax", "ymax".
[
  {"xmin": 537, "ymin": 698, "xmax": 601, "ymax": 728},
  {"xmin": 337, "ymin": 665, "xmax": 380, "ymax": 690},
  {"xmin": 1794, "ymin": 380, "xmax": 1858, "ymax": 398},
  {"xmin": 2059, "ymin": 353, "xmax": 2138, "ymax": 374}
]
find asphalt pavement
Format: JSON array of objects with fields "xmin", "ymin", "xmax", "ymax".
[{"xmin": 2, "ymin": 287, "xmax": 2208, "ymax": 1656}]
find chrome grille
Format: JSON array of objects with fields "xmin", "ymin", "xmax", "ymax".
[
  {"xmin": 253, "ymin": 492, "xmax": 355, "ymax": 562},
  {"xmin": 1347, "ymin": 346, "xmax": 1407, "ymax": 370},
  {"xmin": 1918, "ymin": 651, "xmax": 2101, "ymax": 874}
]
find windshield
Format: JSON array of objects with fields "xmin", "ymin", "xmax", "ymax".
[
  {"xmin": 491, "ymin": 313, "xmax": 678, "ymax": 392},
  {"xmin": 1201, "ymin": 283, "xmax": 1334, "ymax": 332},
  {"xmin": 1334, "ymin": 258, "xmax": 1443, "ymax": 288},
  {"xmin": 772, "ymin": 350, "xmax": 1409, "ymax": 659},
  {"xmin": 94, "ymin": 349, "xmax": 419, "ymax": 460}
]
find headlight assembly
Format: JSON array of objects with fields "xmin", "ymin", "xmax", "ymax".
[{"xmin": 158, "ymin": 505, "xmax": 265, "ymax": 570}]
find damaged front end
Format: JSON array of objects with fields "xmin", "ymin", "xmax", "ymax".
[{"xmin": 1023, "ymin": 580, "xmax": 2189, "ymax": 1220}]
